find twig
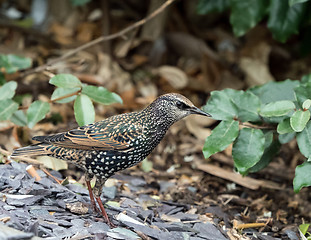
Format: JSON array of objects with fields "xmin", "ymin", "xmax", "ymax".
[
  {"xmin": 240, "ymin": 122, "xmax": 275, "ymax": 130},
  {"xmin": 235, "ymin": 222, "xmax": 267, "ymax": 230},
  {"xmin": 18, "ymin": 88, "xmax": 81, "ymax": 110},
  {"xmin": 48, "ymin": 89, "xmax": 81, "ymax": 103},
  {"xmin": 22, "ymin": 0, "xmax": 176, "ymax": 76},
  {"xmin": 42, "ymin": 168, "xmax": 62, "ymax": 184}
]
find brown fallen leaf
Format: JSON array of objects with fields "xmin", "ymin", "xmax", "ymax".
[
  {"xmin": 66, "ymin": 202, "xmax": 89, "ymax": 215},
  {"xmin": 185, "ymin": 115, "xmax": 214, "ymax": 140},
  {"xmin": 157, "ymin": 65, "xmax": 188, "ymax": 89}
]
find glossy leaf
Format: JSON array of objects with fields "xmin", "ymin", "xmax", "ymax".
[
  {"xmin": 230, "ymin": 0, "xmax": 268, "ymax": 37},
  {"xmin": 203, "ymin": 120, "xmax": 239, "ymax": 159},
  {"xmin": 0, "ymin": 81, "xmax": 17, "ymax": 100},
  {"xmin": 51, "ymin": 87, "xmax": 80, "ymax": 103},
  {"xmin": 10, "ymin": 110, "xmax": 27, "ymax": 126},
  {"xmin": 74, "ymin": 94, "xmax": 95, "ymax": 126},
  {"xmin": 197, "ymin": 0, "xmax": 230, "ymax": 14},
  {"xmin": 268, "ymin": 0, "xmax": 305, "ymax": 42},
  {"xmin": 277, "ymin": 118, "xmax": 294, "ymax": 134},
  {"xmin": 290, "ymin": 110, "xmax": 310, "ymax": 132},
  {"xmin": 250, "ymin": 79, "xmax": 299, "ymax": 104},
  {"xmin": 249, "ymin": 131, "xmax": 280, "ymax": 173},
  {"xmin": 260, "ymin": 100, "xmax": 295, "ymax": 117},
  {"xmin": 297, "ymin": 121, "xmax": 311, "ymax": 158},
  {"xmin": 295, "ymin": 81, "xmax": 311, "ymax": 107},
  {"xmin": 49, "ymin": 74, "xmax": 82, "ymax": 88},
  {"xmin": 27, "ymin": 100, "xmax": 50, "ymax": 128},
  {"xmin": 203, "ymin": 90, "xmax": 238, "ymax": 120},
  {"xmin": 293, "ymin": 161, "xmax": 311, "ymax": 193},
  {"xmin": 302, "ymin": 99, "xmax": 311, "ymax": 110},
  {"xmin": 226, "ymin": 89, "xmax": 261, "ymax": 122},
  {"xmin": 0, "ymin": 54, "xmax": 32, "ymax": 74},
  {"xmin": 232, "ymin": 128, "xmax": 265, "ymax": 174},
  {"xmin": 0, "ymin": 99, "xmax": 19, "ymax": 121},
  {"xmin": 82, "ymin": 85, "xmax": 123, "ymax": 105}
]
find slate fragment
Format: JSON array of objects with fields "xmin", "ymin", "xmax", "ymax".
[
  {"xmin": 0, "ymin": 223, "xmax": 39, "ymax": 240},
  {"xmin": 193, "ymin": 222, "xmax": 228, "ymax": 240},
  {"xmin": 102, "ymin": 186, "xmax": 117, "ymax": 199}
]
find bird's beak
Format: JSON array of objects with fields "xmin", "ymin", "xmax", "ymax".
[{"xmin": 190, "ymin": 107, "xmax": 212, "ymax": 117}]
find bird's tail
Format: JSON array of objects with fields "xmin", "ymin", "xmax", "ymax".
[{"xmin": 11, "ymin": 144, "xmax": 48, "ymax": 158}]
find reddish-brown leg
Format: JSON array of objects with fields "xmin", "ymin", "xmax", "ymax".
[
  {"xmin": 95, "ymin": 196, "xmax": 115, "ymax": 228},
  {"xmin": 85, "ymin": 180, "xmax": 100, "ymax": 213},
  {"xmin": 93, "ymin": 178, "xmax": 116, "ymax": 227}
]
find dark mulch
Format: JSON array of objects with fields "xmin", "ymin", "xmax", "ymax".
[{"xmin": 0, "ymin": 161, "xmax": 300, "ymax": 240}]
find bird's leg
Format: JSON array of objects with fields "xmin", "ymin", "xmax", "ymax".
[
  {"xmin": 85, "ymin": 173, "xmax": 99, "ymax": 213},
  {"xmin": 93, "ymin": 177, "xmax": 116, "ymax": 227}
]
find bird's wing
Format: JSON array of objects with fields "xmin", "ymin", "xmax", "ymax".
[{"xmin": 32, "ymin": 120, "xmax": 143, "ymax": 151}]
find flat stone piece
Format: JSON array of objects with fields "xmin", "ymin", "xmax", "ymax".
[{"xmin": 193, "ymin": 222, "xmax": 228, "ymax": 240}]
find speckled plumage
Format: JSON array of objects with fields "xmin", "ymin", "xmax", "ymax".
[{"xmin": 11, "ymin": 93, "xmax": 211, "ymax": 226}]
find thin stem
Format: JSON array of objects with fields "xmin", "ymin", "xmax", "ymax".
[
  {"xmin": 48, "ymin": 89, "xmax": 81, "ymax": 103},
  {"xmin": 240, "ymin": 122, "xmax": 275, "ymax": 130}
]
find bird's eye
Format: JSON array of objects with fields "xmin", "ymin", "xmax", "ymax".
[{"xmin": 176, "ymin": 101, "xmax": 188, "ymax": 109}]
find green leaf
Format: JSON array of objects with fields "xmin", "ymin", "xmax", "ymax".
[
  {"xmin": 203, "ymin": 120, "xmax": 239, "ymax": 159},
  {"xmin": 27, "ymin": 100, "xmax": 50, "ymax": 128},
  {"xmin": 49, "ymin": 74, "xmax": 82, "ymax": 88},
  {"xmin": 0, "ymin": 99, "xmax": 19, "ymax": 120},
  {"xmin": 277, "ymin": 118, "xmax": 294, "ymax": 134},
  {"xmin": 301, "ymin": 73, "xmax": 311, "ymax": 84},
  {"xmin": 290, "ymin": 110, "xmax": 310, "ymax": 132},
  {"xmin": 10, "ymin": 110, "xmax": 27, "ymax": 126},
  {"xmin": 268, "ymin": 0, "xmax": 306, "ymax": 42},
  {"xmin": 303, "ymin": 99, "xmax": 311, "ymax": 110},
  {"xmin": 250, "ymin": 79, "xmax": 299, "ymax": 104},
  {"xmin": 293, "ymin": 161, "xmax": 311, "ymax": 192},
  {"xmin": 141, "ymin": 158, "xmax": 153, "ymax": 172},
  {"xmin": 196, "ymin": 0, "xmax": 230, "ymax": 14},
  {"xmin": 203, "ymin": 89, "xmax": 238, "ymax": 120},
  {"xmin": 249, "ymin": 131, "xmax": 281, "ymax": 173},
  {"xmin": 82, "ymin": 85, "xmax": 123, "ymax": 105},
  {"xmin": 260, "ymin": 100, "xmax": 295, "ymax": 117},
  {"xmin": 232, "ymin": 128, "xmax": 265, "ymax": 174},
  {"xmin": 297, "ymin": 121, "xmax": 311, "ymax": 158},
  {"xmin": 299, "ymin": 223, "xmax": 310, "ymax": 235},
  {"xmin": 74, "ymin": 94, "xmax": 95, "ymax": 126},
  {"xmin": 289, "ymin": 0, "xmax": 309, "ymax": 7},
  {"xmin": 0, "ymin": 54, "xmax": 32, "ymax": 74},
  {"xmin": 51, "ymin": 87, "xmax": 80, "ymax": 103},
  {"xmin": 278, "ymin": 132, "xmax": 296, "ymax": 144},
  {"xmin": 0, "ymin": 81, "xmax": 17, "ymax": 100},
  {"xmin": 230, "ymin": 0, "xmax": 268, "ymax": 37},
  {"xmin": 226, "ymin": 89, "xmax": 261, "ymax": 122},
  {"xmin": 295, "ymin": 81, "xmax": 311, "ymax": 107}
]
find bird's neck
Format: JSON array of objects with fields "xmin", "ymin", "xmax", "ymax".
[{"xmin": 140, "ymin": 103, "xmax": 176, "ymax": 128}]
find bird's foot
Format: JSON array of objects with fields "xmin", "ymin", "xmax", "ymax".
[{"xmin": 95, "ymin": 196, "xmax": 116, "ymax": 228}]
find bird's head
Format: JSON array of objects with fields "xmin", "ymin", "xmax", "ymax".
[{"xmin": 148, "ymin": 93, "xmax": 211, "ymax": 123}]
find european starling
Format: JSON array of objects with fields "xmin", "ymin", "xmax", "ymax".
[{"xmin": 11, "ymin": 93, "xmax": 211, "ymax": 226}]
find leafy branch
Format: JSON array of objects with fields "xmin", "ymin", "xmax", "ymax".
[{"xmin": 202, "ymin": 75, "xmax": 311, "ymax": 193}]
